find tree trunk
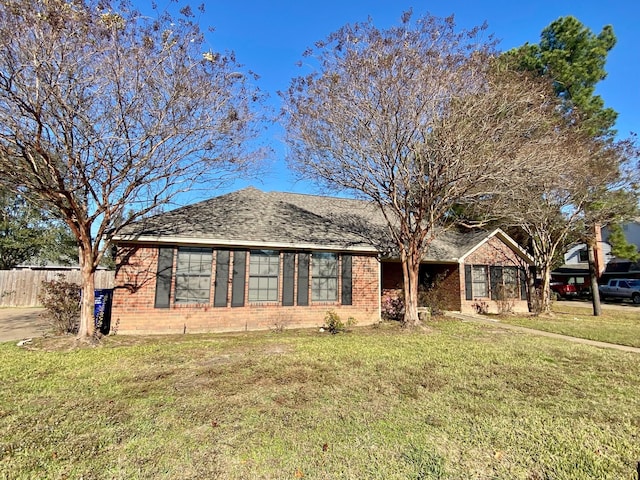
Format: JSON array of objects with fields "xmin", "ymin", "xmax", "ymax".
[
  {"xmin": 538, "ymin": 263, "xmax": 552, "ymax": 314},
  {"xmin": 587, "ymin": 242, "xmax": 602, "ymax": 317},
  {"xmin": 401, "ymin": 249, "xmax": 421, "ymax": 327},
  {"xmin": 526, "ymin": 266, "xmax": 536, "ymax": 313},
  {"xmin": 77, "ymin": 249, "xmax": 96, "ymax": 338}
]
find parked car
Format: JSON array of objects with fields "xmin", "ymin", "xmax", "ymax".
[
  {"xmin": 550, "ymin": 281, "xmax": 579, "ymax": 299},
  {"xmin": 598, "ymin": 278, "xmax": 640, "ymax": 304}
]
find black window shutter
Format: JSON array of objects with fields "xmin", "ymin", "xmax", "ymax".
[
  {"xmin": 490, "ymin": 266, "xmax": 503, "ymax": 300},
  {"xmin": 464, "ymin": 264, "xmax": 473, "ymax": 300},
  {"xmin": 231, "ymin": 251, "xmax": 246, "ymax": 307},
  {"xmin": 520, "ymin": 268, "xmax": 528, "ymax": 301},
  {"xmin": 282, "ymin": 252, "xmax": 295, "ymax": 306},
  {"xmin": 214, "ymin": 250, "xmax": 230, "ymax": 307},
  {"xmin": 154, "ymin": 246, "xmax": 174, "ymax": 308},
  {"xmin": 297, "ymin": 253, "xmax": 309, "ymax": 306},
  {"xmin": 341, "ymin": 254, "xmax": 352, "ymax": 305}
]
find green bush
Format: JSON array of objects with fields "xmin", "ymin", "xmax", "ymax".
[
  {"xmin": 38, "ymin": 277, "xmax": 81, "ymax": 334},
  {"xmin": 323, "ymin": 310, "xmax": 356, "ymax": 334},
  {"xmin": 324, "ymin": 310, "xmax": 344, "ymax": 334}
]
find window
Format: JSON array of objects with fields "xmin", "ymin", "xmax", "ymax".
[
  {"xmin": 472, "ymin": 265, "xmax": 488, "ymax": 298},
  {"xmin": 175, "ymin": 247, "xmax": 212, "ymax": 304},
  {"xmin": 312, "ymin": 252, "xmax": 338, "ymax": 301},
  {"xmin": 248, "ymin": 250, "xmax": 279, "ymax": 302},
  {"xmin": 502, "ymin": 266, "xmax": 519, "ymax": 299},
  {"xmin": 578, "ymin": 248, "xmax": 588, "ymax": 263}
]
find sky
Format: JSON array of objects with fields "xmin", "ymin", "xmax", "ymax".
[{"xmin": 144, "ymin": 0, "xmax": 640, "ymax": 199}]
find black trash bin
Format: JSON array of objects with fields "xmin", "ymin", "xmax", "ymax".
[{"xmin": 94, "ymin": 289, "xmax": 114, "ymax": 335}]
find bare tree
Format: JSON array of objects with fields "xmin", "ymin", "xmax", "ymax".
[
  {"xmin": 281, "ymin": 12, "xmax": 562, "ymax": 326},
  {"xmin": 495, "ymin": 126, "xmax": 637, "ymax": 315},
  {"xmin": 499, "ymin": 130, "xmax": 609, "ymax": 313},
  {"xmin": 505, "ymin": 17, "xmax": 639, "ymax": 316},
  {"xmin": 577, "ymin": 139, "xmax": 639, "ymax": 316},
  {"xmin": 0, "ymin": 0, "xmax": 267, "ymax": 338}
]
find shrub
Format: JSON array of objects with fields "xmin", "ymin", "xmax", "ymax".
[
  {"xmin": 418, "ymin": 271, "xmax": 450, "ymax": 315},
  {"xmin": 38, "ymin": 277, "xmax": 81, "ymax": 334},
  {"xmin": 381, "ymin": 293, "xmax": 404, "ymax": 322},
  {"xmin": 324, "ymin": 310, "xmax": 344, "ymax": 334},
  {"xmin": 530, "ymin": 287, "xmax": 544, "ymax": 315},
  {"xmin": 323, "ymin": 310, "xmax": 356, "ymax": 334},
  {"xmin": 495, "ymin": 285, "xmax": 517, "ymax": 315},
  {"xmin": 270, "ymin": 312, "xmax": 291, "ymax": 333},
  {"xmin": 472, "ymin": 300, "xmax": 489, "ymax": 315}
]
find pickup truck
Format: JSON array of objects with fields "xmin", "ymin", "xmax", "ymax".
[
  {"xmin": 598, "ymin": 279, "xmax": 640, "ymax": 304},
  {"xmin": 550, "ymin": 281, "xmax": 579, "ymax": 299}
]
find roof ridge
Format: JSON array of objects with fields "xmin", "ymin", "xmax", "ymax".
[{"xmin": 265, "ymin": 189, "xmax": 366, "ymax": 203}]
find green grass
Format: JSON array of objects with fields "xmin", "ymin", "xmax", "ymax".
[
  {"xmin": 497, "ymin": 302, "xmax": 640, "ymax": 348},
  {"xmin": 1, "ymin": 319, "xmax": 639, "ymax": 479}
]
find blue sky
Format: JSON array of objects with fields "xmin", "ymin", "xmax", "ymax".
[{"xmin": 148, "ymin": 1, "xmax": 639, "ymax": 198}]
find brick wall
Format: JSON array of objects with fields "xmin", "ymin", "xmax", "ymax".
[
  {"xmin": 112, "ymin": 244, "xmax": 381, "ymax": 334},
  {"xmin": 460, "ymin": 236, "xmax": 529, "ymax": 314},
  {"xmin": 381, "ymin": 261, "xmax": 403, "ymax": 295},
  {"xmin": 381, "ymin": 262, "xmax": 461, "ymax": 311},
  {"xmin": 380, "ymin": 235, "xmax": 530, "ymax": 315},
  {"xmin": 421, "ymin": 264, "xmax": 461, "ymax": 311}
]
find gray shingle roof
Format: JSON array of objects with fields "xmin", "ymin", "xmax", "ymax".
[{"xmin": 116, "ymin": 187, "xmax": 520, "ymax": 262}]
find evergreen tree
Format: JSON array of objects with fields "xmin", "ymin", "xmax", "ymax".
[
  {"xmin": 608, "ymin": 223, "xmax": 639, "ymax": 262},
  {"xmin": 0, "ymin": 188, "xmax": 77, "ymax": 269},
  {"xmin": 505, "ymin": 16, "xmax": 638, "ymax": 315},
  {"xmin": 506, "ymin": 16, "xmax": 617, "ymax": 138}
]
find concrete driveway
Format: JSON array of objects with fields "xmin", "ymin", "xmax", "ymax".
[
  {"xmin": 555, "ymin": 299, "xmax": 640, "ymax": 311},
  {"xmin": 0, "ymin": 307, "xmax": 49, "ymax": 343}
]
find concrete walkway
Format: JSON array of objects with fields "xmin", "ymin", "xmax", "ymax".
[{"xmin": 447, "ymin": 312, "xmax": 640, "ymax": 354}]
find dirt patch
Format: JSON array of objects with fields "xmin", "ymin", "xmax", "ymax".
[
  {"xmin": 263, "ymin": 344, "xmax": 293, "ymax": 355},
  {"xmin": 0, "ymin": 307, "xmax": 50, "ymax": 343},
  {"xmin": 20, "ymin": 336, "xmax": 98, "ymax": 352}
]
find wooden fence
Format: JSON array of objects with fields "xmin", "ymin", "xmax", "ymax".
[{"xmin": 0, "ymin": 270, "xmax": 115, "ymax": 307}]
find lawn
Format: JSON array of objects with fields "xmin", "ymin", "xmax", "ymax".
[
  {"xmin": 498, "ymin": 302, "xmax": 640, "ymax": 348},
  {"xmin": 1, "ymin": 319, "xmax": 639, "ymax": 479}
]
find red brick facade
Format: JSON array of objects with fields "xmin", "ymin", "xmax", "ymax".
[
  {"xmin": 381, "ymin": 262, "xmax": 461, "ymax": 311},
  {"xmin": 460, "ymin": 236, "xmax": 529, "ymax": 314},
  {"xmin": 112, "ymin": 232, "xmax": 531, "ymax": 334},
  {"xmin": 380, "ymin": 234, "xmax": 529, "ymax": 315},
  {"xmin": 112, "ymin": 244, "xmax": 381, "ymax": 334}
]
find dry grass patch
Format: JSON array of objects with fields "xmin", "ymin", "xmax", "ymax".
[
  {"xmin": 497, "ymin": 302, "xmax": 640, "ymax": 347},
  {"xmin": 1, "ymin": 320, "xmax": 639, "ymax": 479}
]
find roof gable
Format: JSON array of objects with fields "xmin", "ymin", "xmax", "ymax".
[{"xmin": 457, "ymin": 229, "xmax": 534, "ymax": 265}]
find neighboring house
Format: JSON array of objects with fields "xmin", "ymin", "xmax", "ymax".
[
  {"xmin": 600, "ymin": 220, "xmax": 640, "ymax": 279},
  {"xmin": 552, "ymin": 240, "xmax": 613, "ymax": 287},
  {"xmin": 553, "ymin": 220, "xmax": 640, "ymax": 284},
  {"xmin": 111, "ymin": 187, "xmax": 533, "ymax": 334}
]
